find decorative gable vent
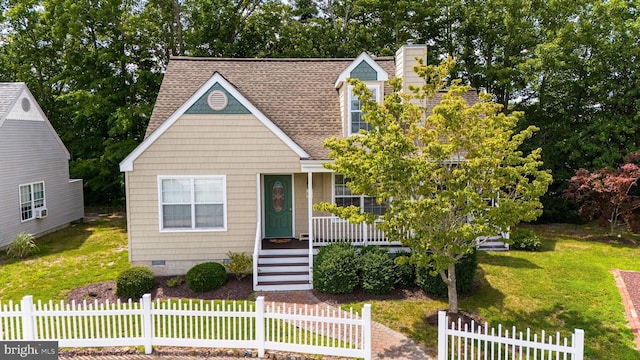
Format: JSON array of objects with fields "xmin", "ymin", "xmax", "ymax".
[
  {"xmin": 207, "ymin": 90, "xmax": 228, "ymax": 111},
  {"xmin": 21, "ymin": 97, "xmax": 31, "ymax": 112}
]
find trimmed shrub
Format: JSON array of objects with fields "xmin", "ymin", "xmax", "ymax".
[
  {"xmin": 116, "ymin": 267, "xmax": 155, "ymax": 299},
  {"xmin": 313, "ymin": 243, "xmax": 360, "ymax": 294},
  {"xmin": 165, "ymin": 276, "xmax": 184, "ymax": 288},
  {"xmin": 6, "ymin": 233, "xmax": 39, "ymax": 259},
  {"xmin": 360, "ymin": 248, "xmax": 395, "ymax": 294},
  {"xmin": 511, "ymin": 228, "xmax": 542, "ymax": 251},
  {"xmin": 415, "ymin": 250, "xmax": 478, "ymax": 298},
  {"xmin": 359, "ymin": 245, "xmax": 384, "ymax": 256},
  {"xmin": 186, "ymin": 262, "xmax": 228, "ymax": 292},
  {"xmin": 224, "ymin": 251, "xmax": 252, "ymax": 280},
  {"xmin": 391, "ymin": 251, "xmax": 415, "ymax": 287}
]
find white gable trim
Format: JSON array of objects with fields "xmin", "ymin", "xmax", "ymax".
[
  {"xmin": 301, "ymin": 160, "xmax": 334, "ymax": 173},
  {"xmin": 334, "ymin": 52, "xmax": 389, "ymax": 89},
  {"xmin": 119, "ymin": 72, "xmax": 310, "ymax": 172},
  {"xmin": 0, "ymin": 84, "xmax": 70, "ymax": 159}
]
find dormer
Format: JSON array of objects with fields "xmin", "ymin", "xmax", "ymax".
[{"xmin": 335, "ymin": 52, "xmax": 389, "ymax": 137}]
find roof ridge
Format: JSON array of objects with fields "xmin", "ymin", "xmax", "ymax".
[{"xmin": 0, "ymin": 82, "xmax": 26, "ymax": 87}]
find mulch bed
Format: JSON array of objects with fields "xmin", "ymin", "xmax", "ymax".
[
  {"xmin": 313, "ymin": 286, "xmax": 430, "ymax": 305},
  {"xmin": 67, "ymin": 276, "xmax": 254, "ymax": 304},
  {"xmin": 68, "ymin": 274, "xmax": 433, "ymax": 305}
]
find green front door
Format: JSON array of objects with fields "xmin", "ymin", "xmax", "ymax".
[{"xmin": 264, "ymin": 175, "xmax": 293, "ymax": 238}]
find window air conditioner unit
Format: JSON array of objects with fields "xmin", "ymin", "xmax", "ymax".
[{"xmin": 35, "ymin": 207, "xmax": 48, "ymax": 219}]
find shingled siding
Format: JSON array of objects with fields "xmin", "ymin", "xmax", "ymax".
[
  {"xmin": 184, "ymin": 83, "xmax": 251, "ymax": 115},
  {"xmin": 350, "ymin": 61, "xmax": 378, "ymax": 81},
  {"xmin": 125, "ymin": 114, "xmax": 302, "ymax": 276}
]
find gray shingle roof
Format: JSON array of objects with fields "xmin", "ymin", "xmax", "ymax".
[
  {"xmin": 0, "ymin": 82, "xmax": 25, "ymax": 121},
  {"xmin": 147, "ymin": 57, "xmax": 396, "ymax": 160}
]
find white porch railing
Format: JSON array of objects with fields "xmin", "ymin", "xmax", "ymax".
[
  {"xmin": 0, "ymin": 295, "xmax": 372, "ymax": 360},
  {"xmin": 438, "ymin": 311, "xmax": 584, "ymax": 360},
  {"xmin": 311, "ymin": 216, "xmax": 403, "ymax": 246}
]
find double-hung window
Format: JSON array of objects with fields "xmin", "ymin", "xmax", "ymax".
[
  {"xmin": 159, "ymin": 176, "xmax": 226, "ymax": 231},
  {"xmin": 334, "ymin": 174, "xmax": 387, "ymax": 215},
  {"xmin": 348, "ymin": 85, "xmax": 380, "ymax": 135},
  {"xmin": 19, "ymin": 181, "xmax": 45, "ymax": 221}
]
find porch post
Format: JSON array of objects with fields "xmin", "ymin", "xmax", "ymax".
[
  {"xmin": 363, "ymin": 223, "xmax": 368, "ymax": 246},
  {"xmin": 307, "ymin": 171, "xmax": 314, "ymax": 285},
  {"xmin": 253, "ymin": 173, "xmax": 261, "ymax": 291}
]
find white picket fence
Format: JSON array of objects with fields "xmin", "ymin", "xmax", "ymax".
[
  {"xmin": 438, "ymin": 311, "xmax": 585, "ymax": 360},
  {"xmin": 0, "ymin": 295, "xmax": 371, "ymax": 359}
]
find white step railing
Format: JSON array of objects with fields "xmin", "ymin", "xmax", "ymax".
[{"xmin": 0, "ymin": 295, "xmax": 372, "ymax": 360}]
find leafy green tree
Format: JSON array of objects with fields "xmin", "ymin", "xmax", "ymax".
[
  {"xmin": 181, "ymin": 0, "xmax": 265, "ymax": 57},
  {"xmin": 412, "ymin": 0, "xmax": 465, "ymax": 67},
  {"xmin": 43, "ymin": 0, "xmax": 161, "ymax": 203},
  {"xmin": 518, "ymin": 0, "xmax": 640, "ymax": 221},
  {"xmin": 0, "ymin": 0, "xmax": 62, "ymax": 106},
  {"xmin": 318, "ymin": 59, "xmax": 552, "ymax": 313},
  {"xmin": 454, "ymin": 0, "xmax": 541, "ymax": 109}
]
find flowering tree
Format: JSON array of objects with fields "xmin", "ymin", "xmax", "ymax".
[
  {"xmin": 317, "ymin": 59, "xmax": 552, "ymax": 314},
  {"xmin": 564, "ymin": 161, "xmax": 640, "ymax": 234}
]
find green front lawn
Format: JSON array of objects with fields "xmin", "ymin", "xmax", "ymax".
[
  {"xmin": 0, "ymin": 217, "xmax": 130, "ymax": 302},
  {"xmin": 1, "ymin": 218, "xmax": 639, "ymax": 359},
  {"xmin": 345, "ymin": 224, "xmax": 640, "ymax": 360}
]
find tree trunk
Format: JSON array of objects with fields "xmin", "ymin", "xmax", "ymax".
[
  {"xmin": 172, "ymin": 0, "xmax": 183, "ymax": 56},
  {"xmin": 440, "ymin": 263, "xmax": 459, "ymax": 314},
  {"xmin": 610, "ymin": 206, "xmax": 620, "ymax": 235}
]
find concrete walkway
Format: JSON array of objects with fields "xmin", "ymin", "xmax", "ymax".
[
  {"xmin": 59, "ymin": 291, "xmax": 431, "ymax": 360},
  {"xmin": 257, "ymin": 291, "xmax": 431, "ymax": 360}
]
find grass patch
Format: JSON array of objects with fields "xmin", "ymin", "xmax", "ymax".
[
  {"xmin": 2, "ymin": 217, "xmax": 640, "ymax": 359},
  {"xmin": 0, "ymin": 218, "xmax": 130, "ymax": 302},
  {"xmin": 343, "ymin": 224, "xmax": 640, "ymax": 360}
]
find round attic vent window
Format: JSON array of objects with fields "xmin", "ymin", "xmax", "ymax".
[
  {"xmin": 21, "ymin": 98, "xmax": 31, "ymax": 112},
  {"xmin": 207, "ymin": 90, "xmax": 228, "ymax": 111}
]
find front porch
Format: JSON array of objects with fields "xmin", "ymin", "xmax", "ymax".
[
  {"xmin": 254, "ymin": 213, "xmax": 407, "ymax": 292},
  {"xmin": 252, "ymin": 170, "xmax": 508, "ymax": 291}
]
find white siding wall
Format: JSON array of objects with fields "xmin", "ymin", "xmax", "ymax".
[
  {"xmin": 0, "ymin": 120, "xmax": 84, "ymax": 248},
  {"xmin": 126, "ymin": 114, "xmax": 302, "ymax": 275}
]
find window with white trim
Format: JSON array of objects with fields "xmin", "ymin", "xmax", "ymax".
[
  {"xmin": 334, "ymin": 174, "xmax": 387, "ymax": 215},
  {"xmin": 19, "ymin": 181, "xmax": 45, "ymax": 221},
  {"xmin": 348, "ymin": 85, "xmax": 379, "ymax": 135},
  {"xmin": 159, "ymin": 176, "xmax": 226, "ymax": 231}
]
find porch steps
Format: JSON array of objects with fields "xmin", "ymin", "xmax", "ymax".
[
  {"xmin": 477, "ymin": 244, "xmax": 510, "ymax": 251},
  {"xmin": 476, "ymin": 235, "xmax": 510, "ymax": 251},
  {"xmin": 255, "ymin": 249, "xmax": 312, "ymax": 291}
]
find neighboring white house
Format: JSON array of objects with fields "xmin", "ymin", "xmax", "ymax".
[{"xmin": 0, "ymin": 83, "xmax": 84, "ymax": 248}]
